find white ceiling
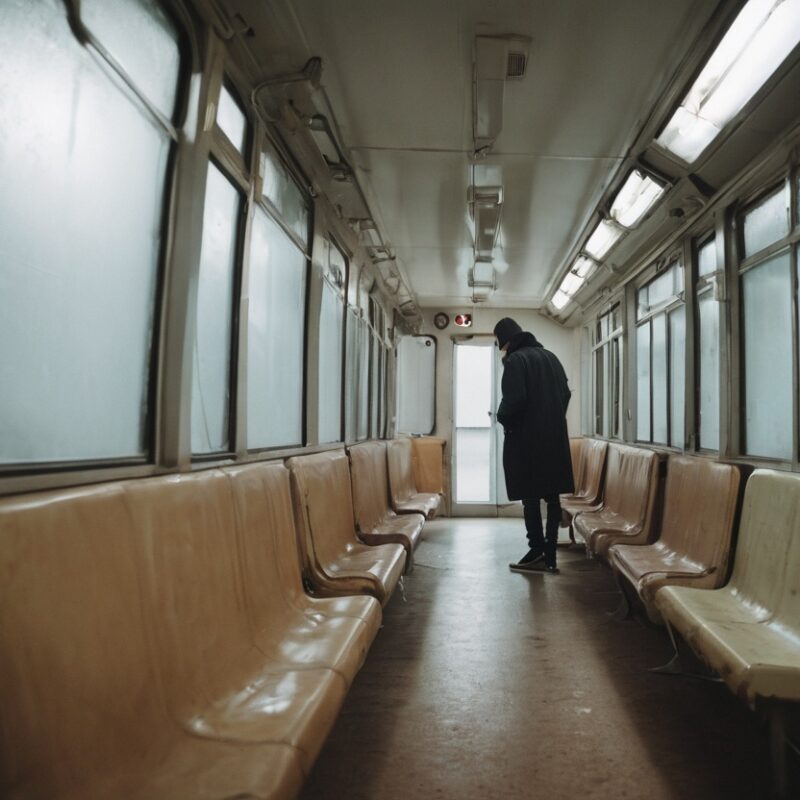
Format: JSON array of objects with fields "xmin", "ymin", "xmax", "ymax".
[{"xmin": 241, "ymin": 0, "xmax": 722, "ymax": 309}]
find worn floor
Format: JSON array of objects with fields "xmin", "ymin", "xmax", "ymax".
[{"xmin": 301, "ymin": 518, "xmax": 777, "ymax": 800}]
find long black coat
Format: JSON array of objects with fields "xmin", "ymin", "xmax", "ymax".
[{"xmin": 496, "ymin": 331, "xmax": 575, "ymax": 500}]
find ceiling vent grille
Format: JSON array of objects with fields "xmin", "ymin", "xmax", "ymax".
[{"xmin": 506, "ymin": 51, "xmax": 527, "ymax": 79}]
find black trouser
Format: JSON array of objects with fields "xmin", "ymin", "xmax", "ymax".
[{"xmin": 522, "ymin": 495, "xmax": 561, "ymax": 566}]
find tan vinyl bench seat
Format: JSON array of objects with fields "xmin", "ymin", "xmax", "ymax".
[
  {"xmin": 224, "ymin": 462, "xmax": 382, "ymax": 683},
  {"xmin": 387, "ymin": 438, "xmax": 442, "ymax": 518},
  {"xmin": 349, "ymin": 440, "xmax": 424, "ymax": 564},
  {"xmin": 0, "ymin": 481, "xmax": 318, "ymax": 799},
  {"xmin": 288, "ymin": 450, "xmax": 407, "ymax": 606},
  {"xmin": 608, "ymin": 455, "xmax": 741, "ymax": 623},
  {"xmin": 561, "ymin": 438, "xmax": 607, "ymax": 519},
  {"xmin": 573, "ymin": 443, "xmax": 660, "ymax": 561},
  {"xmin": 655, "ymin": 469, "xmax": 800, "ymax": 705}
]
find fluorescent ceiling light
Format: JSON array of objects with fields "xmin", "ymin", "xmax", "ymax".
[
  {"xmin": 657, "ymin": 0, "xmax": 800, "ymax": 163},
  {"xmin": 552, "ymin": 290, "xmax": 570, "ymax": 310},
  {"xmin": 585, "ymin": 220, "xmax": 623, "ymax": 260},
  {"xmin": 574, "ymin": 255, "xmax": 595, "ymax": 278},
  {"xmin": 559, "ymin": 271, "xmax": 584, "ymax": 296},
  {"xmin": 610, "ymin": 169, "xmax": 666, "ymax": 228}
]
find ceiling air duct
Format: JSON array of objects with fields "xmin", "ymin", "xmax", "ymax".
[{"xmin": 473, "ymin": 35, "xmax": 531, "ymax": 154}]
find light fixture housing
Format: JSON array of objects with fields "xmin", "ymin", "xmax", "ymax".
[
  {"xmin": 610, "ymin": 169, "xmax": 666, "ymax": 228},
  {"xmin": 468, "ymin": 185, "xmax": 503, "ymax": 261},
  {"xmin": 656, "ymin": 0, "xmax": 800, "ymax": 164},
  {"xmin": 584, "ymin": 219, "xmax": 624, "ymax": 260}
]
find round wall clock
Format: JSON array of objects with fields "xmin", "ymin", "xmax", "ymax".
[{"xmin": 433, "ymin": 312, "xmax": 450, "ymax": 330}]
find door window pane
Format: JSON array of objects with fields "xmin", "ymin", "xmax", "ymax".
[
  {"xmin": 247, "ymin": 207, "xmax": 306, "ymax": 449},
  {"xmin": 669, "ymin": 306, "xmax": 686, "ymax": 448},
  {"xmin": 697, "ymin": 291, "xmax": 720, "ymax": 450},
  {"xmin": 743, "ymin": 187, "xmax": 789, "ymax": 258},
  {"xmin": 81, "ymin": 0, "xmax": 180, "ymax": 118},
  {"xmin": 0, "ymin": 0, "xmax": 178, "ymax": 463},
  {"xmin": 191, "ymin": 163, "xmax": 240, "ymax": 454},
  {"xmin": 636, "ymin": 324, "xmax": 651, "ymax": 441},
  {"xmin": 217, "ymin": 84, "xmax": 247, "ymax": 154},
  {"xmin": 742, "ymin": 251, "xmax": 792, "ymax": 459},
  {"xmin": 455, "ymin": 429, "xmax": 492, "ymax": 502}
]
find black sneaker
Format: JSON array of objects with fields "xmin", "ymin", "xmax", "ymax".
[
  {"xmin": 509, "ymin": 560, "xmax": 559, "ymax": 574},
  {"xmin": 519, "ymin": 548, "xmax": 544, "ymax": 565}
]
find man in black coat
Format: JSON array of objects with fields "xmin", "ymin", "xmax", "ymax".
[{"xmin": 494, "ymin": 317, "xmax": 574, "ymax": 574}]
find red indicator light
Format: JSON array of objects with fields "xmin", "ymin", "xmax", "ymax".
[{"xmin": 454, "ymin": 313, "xmax": 472, "ymax": 328}]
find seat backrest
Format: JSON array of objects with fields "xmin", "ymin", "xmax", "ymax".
[
  {"xmin": 411, "ymin": 437, "xmax": 445, "ymax": 493},
  {"xmin": 569, "ymin": 437, "xmax": 586, "ymax": 493},
  {"xmin": 729, "ymin": 469, "xmax": 800, "ymax": 616},
  {"xmin": 603, "ymin": 444, "xmax": 659, "ymax": 527},
  {"xmin": 579, "ymin": 438, "xmax": 607, "ymax": 501},
  {"xmin": 387, "ymin": 438, "xmax": 416, "ymax": 504},
  {"xmin": 122, "ymin": 470, "xmax": 257, "ymax": 720},
  {"xmin": 287, "ymin": 450, "xmax": 358, "ymax": 565},
  {"xmin": 349, "ymin": 441, "xmax": 391, "ymax": 534},
  {"xmin": 659, "ymin": 456, "xmax": 740, "ymax": 572},
  {"xmin": 0, "ymin": 484, "xmax": 169, "ymax": 797},
  {"xmin": 224, "ymin": 461, "xmax": 308, "ymax": 633}
]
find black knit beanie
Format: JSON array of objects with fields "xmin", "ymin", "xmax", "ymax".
[{"xmin": 493, "ymin": 317, "xmax": 522, "ymax": 349}]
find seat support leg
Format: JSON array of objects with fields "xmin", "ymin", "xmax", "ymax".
[
  {"xmin": 650, "ymin": 621, "xmax": 723, "ymax": 682},
  {"xmin": 768, "ymin": 702, "xmax": 789, "ymax": 799}
]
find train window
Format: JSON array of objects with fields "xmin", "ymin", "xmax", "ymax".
[
  {"xmin": 344, "ymin": 308, "xmax": 359, "ymax": 442},
  {"xmin": 260, "ymin": 146, "xmax": 309, "ymax": 241},
  {"xmin": 216, "ymin": 83, "xmax": 248, "ymax": 155},
  {"xmin": 592, "ymin": 308, "xmax": 622, "ymax": 438},
  {"xmin": 636, "ymin": 323, "xmax": 651, "ymax": 442},
  {"xmin": 357, "ymin": 318, "xmax": 370, "ymax": 441},
  {"xmin": 635, "ymin": 261, "xmax": 685, "ymax": 446},
  {"xmin": 191, "ymin": 163, "xmax": 241, "ymax": 455},
  {"xmin": 742, "ymin": 251, "xmax": 792, "ymax": 459},
  {"xmin": 246, "ymin": 208, "xmax": 307, "ymax": 449},
  {"xmin": 81, "ymin": 0, "xmax": 181, "ymax": 119},
  {"xmin": 317, "ymin": 241, "xmax": 347, "ymax": 444},
  {"xmin": 0, "ymin": 0, "xmax": 181, "ymax": 465},
  {"xmin": 695, "ymin": 236, "xmax": 720, "ymax": 451},
  {"xmin": 742, "ymin": 185, "xmax": 790, "ymax": 258},
  {"xmin": 669, "ymin": 306, "xmax": 686, "ymax": 448}
]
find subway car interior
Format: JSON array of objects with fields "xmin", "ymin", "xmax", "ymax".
[{"xmin": 3, "ymin": 0, "xmax": 800, "ymax": 798}]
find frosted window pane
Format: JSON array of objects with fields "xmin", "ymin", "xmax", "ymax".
[
  {"xmin": 191, "ymin": 164, "xmax": 239, "ymax": 454},
  {"xmin": 743, "ymin": 252, "xmax": 792, "ymax": 459},
  {"xmin": 260, "ymin": 149, "xmax": 310, "ymax": 242},
  {"xmin": 652, "ymin": 315, "xmax": 668, "ymax": 444},
  {"xmin": 397, "ymin": 336, "xmax": 436, "ymax": 434},
  {"xmin": 0, "ymin": 0, "xmax": 175, "ymax": 463},
  {"xmin": 648, "ymin": 267, "xmax": 678, "ymax": 308},
  {"xmin": 217, "ymin": 84, "xmax": 247, "ymax": 154},
  {"xmin": 637, "ymin": 286, "xmax": 648, "ymax": 320},
  {"xmin": 669, "ymin": 306, "xmax": 686, "ymax": 448},
  {"xmin": 357, "ymin": 320, "xmax": 370, "ymax": 441},
  {"xmin": 456, "ymin": 346, "xmax": 492, "ymax": 428},
  {"xmin": 456, "ymin": 429, "xmax": 492, "ymax": 502},
  {"xmin": 81, "ymin": 0, "xmax": 180, "ymax": 119},
  {"xmin": 247, "ymin": 208, "xmax": 306, "ymax": 449},
  {"xmin": 636, "ymin": 324, "xmax": 651, "ymax": 441},
  {"xmin": 344, "ymin": 309, "xmax": 358, "ymax": 441},
  {"xmin": 698, "ymin": 291, "xmax": 720, "ymax": 450},
  {"xmin": 743, "ymin": 187, "xmax": 789, "ymax": 258},
  {"xmin": 317, "ymin": 280, "xmax": 343, "ymax": 443},
  {"xmin": 698, "ymin": 237, "xmax": 717, "ymax": 277}
]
